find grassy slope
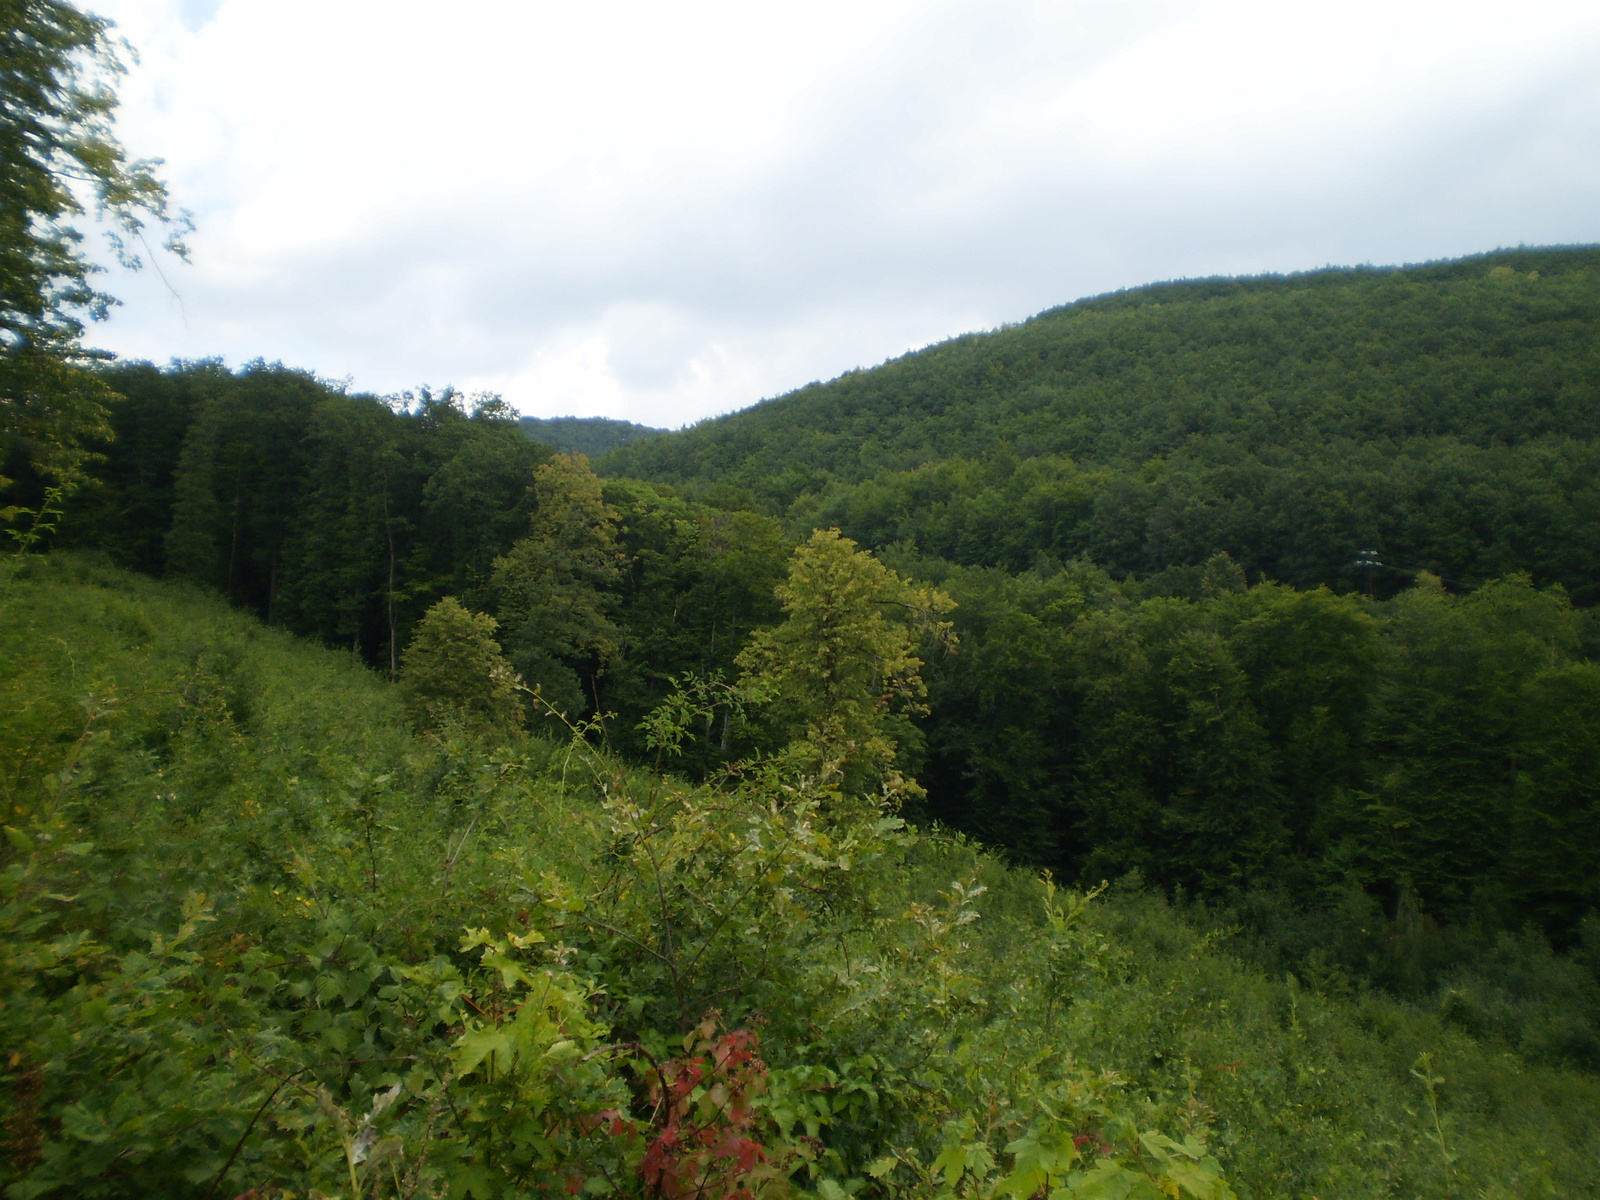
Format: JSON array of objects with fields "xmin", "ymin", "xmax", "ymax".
[{"xmin": 4, "ymin": 554, "xmax": 1600, "ymax": 1198}]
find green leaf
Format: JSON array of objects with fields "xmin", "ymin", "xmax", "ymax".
[
  {"xmin": 451, "ymin": 1161, "xmax": 497, "ymax": 1199},
  {"xmin": 1068, "ymin": 1160, "xmax": 1144, "ymax": 1200},
  {"xmin": 456, "ymin": 1027, "xmax": 513, "ymax": 1078},
  {"xmin": 1166, "ymin": 1157, "xmax": 1231, "ymax": 1200},
  {"xmin": 931, "ymin": 1142, "xmax": 968, "ymax": 1185},
  {"xmin": 997, "ymin": 1165, "xmax": 1047, "ymax": 1198},
  {"xmin": 5, "ymin": 826, "xmax": 36, "ymax": 853}
]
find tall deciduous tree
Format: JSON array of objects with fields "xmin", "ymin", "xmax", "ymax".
[
  {"xmin": 736, "ymin": 527, "xmax": 955, "ymax": 803},
  {"xmin": 491, "ymin": 453, "xmax": 625, "ymax": 717},
  {"xmin": 1, "ymin": 0, "xmax": 188, "ymax": 493},
  {"xmin": 163, "ymin": 364, "xmax": 324, "ymax": 607}
]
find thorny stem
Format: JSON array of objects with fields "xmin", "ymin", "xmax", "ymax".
[
  {"xmin": 200, "ymin": 1069, "xmax": 308, "ymax": 1200},
  {"xmin": 640, "ymin": 835, "xmax": 686, "ymax": 1021},
  {"xmin": 399, "ymin": 1082, "xmax": 449, "ymax": 1200}
]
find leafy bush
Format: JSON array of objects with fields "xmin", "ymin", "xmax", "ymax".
[{"xmin": 399, "ymin": 596, "xmax": 523, "ymax": 737}]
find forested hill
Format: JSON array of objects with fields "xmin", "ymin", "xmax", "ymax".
[
  {"xmin": 518, "ymin": 414, "xmax": 664, "ymax": 456},
  {"xmin": 604, "ymin": 245, "xmax": 1600, "ymax": 599}
]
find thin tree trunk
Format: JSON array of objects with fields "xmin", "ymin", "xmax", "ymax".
[
  {"xmin": 226, "ymin": 476, "xmax": 243, "ymax": 598},
  {"xmin": 383, "ymin": 482, "xmax": 398, "ymax": 680}
]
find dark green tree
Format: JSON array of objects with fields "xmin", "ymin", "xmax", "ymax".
[
  {"xmin": 415, "ymin": 391, "xmax": 548, "ymax": 600},
  {"xmin": 277, "ymin": 392, "xmax": 417, "ymax": 667},
  {"xmin": 62, "ymin": 358, "xmax": 219, "ymax": 572},
  {"xmin": 918, "ymin": 559, "xmax": 1107, "ymax": 867},
  {"xmin": 1368, "ymin": 574, "xmax": 1589, "ymax": 921},
  {"xmin": 163, "ymin": 363, "xmax": 326, "ymax": 611},
  {"xmin": 599, "ymin": 478, "xmax": 789, "ymax": 763}
]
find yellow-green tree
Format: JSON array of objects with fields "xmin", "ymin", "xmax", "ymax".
[
  {"xmin": 736, "ymin": 527, "xmax": 955, "ymax": 804},
  {"xmin": 399, "ymin": 596, "xmax": 523, "ymax": 738},
  {"xmin": 491, "ymin": 453, "xmax": 624, "ymax": 717}
]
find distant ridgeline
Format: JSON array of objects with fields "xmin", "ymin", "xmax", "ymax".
[
  {"xmin": 603, "ymin": 245, "xmax": 1600, "ymax": 603},
  {"xmin": 518, "ymin": 414, "xmax": 664, "ymax": 457}
]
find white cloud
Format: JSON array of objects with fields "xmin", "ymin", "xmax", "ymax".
[{"xmin": 87, "ymin": 0, "xmax": 1600, "ymax": 424}]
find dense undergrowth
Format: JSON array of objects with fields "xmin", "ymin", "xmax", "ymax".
[{"xmin": 5, "ymin": 553, "xmax": 1600, "ymax": 1198}]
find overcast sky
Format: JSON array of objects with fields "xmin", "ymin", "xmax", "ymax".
[{"xmin": 85, "ymin": 0, "xmax": 1600, "ymax": 428}]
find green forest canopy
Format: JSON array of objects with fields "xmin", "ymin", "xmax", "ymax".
[
  {"xmin": 9, "ymin": 246, "xmax": 1600, "ymax": 1197},
  {"xmin": 518, "ymin": 415, "xmax": 665, "ymax": 457}
]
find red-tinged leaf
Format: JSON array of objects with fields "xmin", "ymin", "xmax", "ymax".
[
  {"xmin": 642, "ymin": 1130, "xmax": 680, "ymax": 1186},
  {"xmin": 711, "ymin": 1127, "xmax": 742, "ymax": 1160},
  {"xmin": 672, "ymin": 1059, "xmax": 705, "ymax": 1100},
  {"xmin": 735, "ymin": 1136, "xmax": 766, "ymax": 1172}
]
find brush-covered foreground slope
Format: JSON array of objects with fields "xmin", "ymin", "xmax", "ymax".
[
  {"xmin": 4, "ymin": 553, "xmax": 1600, "ymax": 1199},
  {"xmin": 606, "ymin": 247, "xmax": 1600, "ymax": 598}
]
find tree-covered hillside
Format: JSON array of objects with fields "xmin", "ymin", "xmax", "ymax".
[
  {"xmin": 605, "ymin": 246, "xmax": 1600, "ymax": 600},
  {"xmin": 19, "ymin": 294, "xmax": 1598, "ymax": 951},
  {"xmin": 9, "ymin": 0, "xmax": 1600, "ymax": 1189},
  {"xmin": 519, "ymin": 415, "xmax": 665, "ymax": 457},
  {"xmin": 911, "ymin": 554, "xmax": 1600, "ymax": 939}
]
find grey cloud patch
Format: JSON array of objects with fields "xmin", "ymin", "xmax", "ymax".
[
  {"xmin": 597, "ymin": 305, "xmax": 706, "ymax": 390},
  {"xmin": 92, "ymin": 0, "xmax": 1600, "ymax": 423}
]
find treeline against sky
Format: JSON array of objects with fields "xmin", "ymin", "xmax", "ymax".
[
  {"xmin": 517, "ymin": 414, "xmax": 664, "ymax": 457},
  {"xmin": 607, "ymin": 247, "xmax": 1600, "ymax": 601}
]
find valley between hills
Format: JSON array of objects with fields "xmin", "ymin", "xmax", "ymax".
[{"xmin": 8, "ymin": 246, "xmax": 1600, "ymax": 1198}]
